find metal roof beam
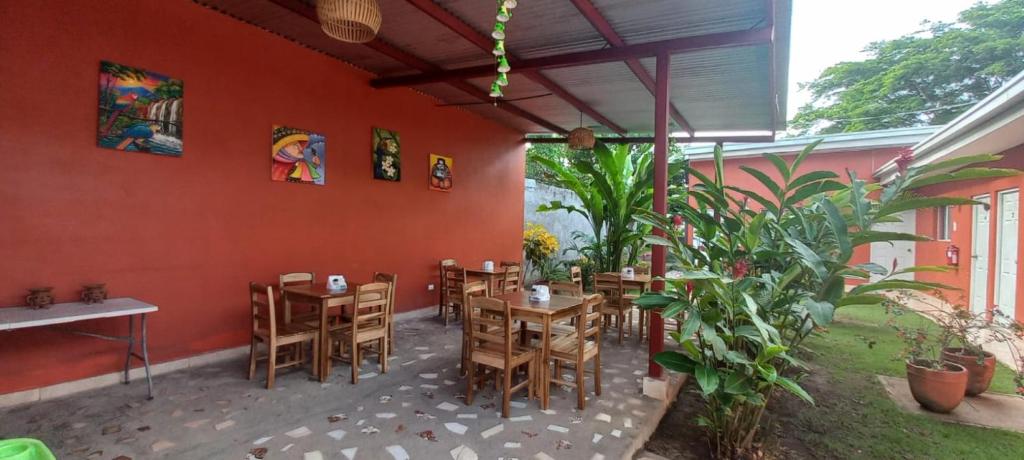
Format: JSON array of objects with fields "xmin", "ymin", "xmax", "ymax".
[
  {"xmin": 371, "ymin": 27, "xmax": 772, "ymax": 88},
  {"xmin": 568, "ymin": 0, "xmax": 694, "ymax": 136},
  {"xmin": 266, "ymin": 0, "xmax": 566, "ymax": 133},
  {"xmin": 404, "ymin": 0, "xmax": 626, "ymax": 135}
]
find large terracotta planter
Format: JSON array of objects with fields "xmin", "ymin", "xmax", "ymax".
[
  {"xmin": 906, "ymin": 360, "xmax": 967, "ymax": 413},
  {"xmin": 941, "ymin": 347, "xmax": 996, "ymax": 396}
]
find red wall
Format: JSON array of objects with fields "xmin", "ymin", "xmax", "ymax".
[
  {"xmin": 0, "ymin": 0, "xmax": 525, "ymax": 394},
  {"xmin": 689, "ymin": 147, "xmax": 906, "ymax": 269},
  {"xmin": 914, "ymin": 145, "xmax": 1024, "ymax": 319}
]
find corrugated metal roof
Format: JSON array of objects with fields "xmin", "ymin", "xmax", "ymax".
[
  {"xmin": 684, "ymin": 126, "xmax": 941, "ymax": 160},
  {"xmin": 194, "ymin": 0, "xmax": 791, "ymax": 135}
]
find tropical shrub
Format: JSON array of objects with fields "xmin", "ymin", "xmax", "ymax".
[
  {"xmin": 531, "ymin": 142, "xmax": 684, "ymax": 272},
  {"xmin": 633, "ymin": 142, "xmax": 1018, "ymax": 458},
  {"xmin": 523, "ymin": 223, "xmax": 559, "ymax": 282}
]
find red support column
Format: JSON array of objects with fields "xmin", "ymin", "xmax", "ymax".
[{"xmin": 649, "ymin": 52, "xmax": 671, "ymax": 378}]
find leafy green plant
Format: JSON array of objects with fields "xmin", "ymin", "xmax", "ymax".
[
  {"xmin": 633, "ymin": 141, "xmax": 1018, "ymax": 458},
  {"xmin": 531, "ymin": 142, "xmax": 684, "ymax": 272}
]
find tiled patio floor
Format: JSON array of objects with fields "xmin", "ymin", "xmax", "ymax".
[{"xmin": 1, "ymin": 313, "xmax": 682, "ymax": 460}]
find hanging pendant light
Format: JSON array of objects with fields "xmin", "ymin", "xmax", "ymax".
[
  {"xmin": 493, "ymin": 40, "xmax": 506, "ymax": 56},
  {"xmin": 504, "ymin": 0, "xmax": 518, "ymax": 8},
  {"xmin": 317, "ymin": 0, "xmax": 382, "ymax": 44},
  {"xmin": 568, "ymin": 112, "xmax": 595, "ymax": 150},
  {"xmin": 496, "ymin": 72, "xmax": 509, "ymax": 87}
]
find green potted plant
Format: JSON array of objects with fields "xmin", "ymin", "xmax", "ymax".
[{"xmin": 886, "ymin": 296, "xmax": 968, "ymax": 412}]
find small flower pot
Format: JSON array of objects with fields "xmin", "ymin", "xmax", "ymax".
[
  {"xmin": 941, "ymin": 347, "xmax": 996, "ymax": 396},
  {"xmin": 80, "ymin": 283, "xmax": 108, "ymax": 305},
  {"xmin": 906, "ymin": 360, "xmax": 967, "ymax": 413},
  {"xmin": 25, "ymin": 287, "xmax": 54, "ymax": 309}
]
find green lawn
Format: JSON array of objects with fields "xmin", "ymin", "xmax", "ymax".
[{"xmin": 788, "ymin": 305, "xmax": 1024, "ymax": 459}]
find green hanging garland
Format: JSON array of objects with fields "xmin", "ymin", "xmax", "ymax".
[{"xmin": 490, "ymin": 1, "xmax": 518, "ymax": 98}]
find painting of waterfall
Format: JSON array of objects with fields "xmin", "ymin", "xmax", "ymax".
[
  {"xmin": 97, "ymin": 61, "xmax": 183, "ymax": 156},
  {"xmin": 271, "ymin": 125, "xmax": 326, "ymax": 185}
]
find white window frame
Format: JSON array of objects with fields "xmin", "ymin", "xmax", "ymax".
[{"xmin": 936, "ymin": 205, "xmax": 953, "ymax": 241}]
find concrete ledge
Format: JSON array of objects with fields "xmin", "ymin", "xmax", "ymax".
[{"xmin": 1, "ymin": 306, "xmax": 445, "ymax": 409}]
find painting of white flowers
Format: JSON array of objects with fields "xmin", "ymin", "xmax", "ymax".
[{"xmin": 372, "ymin": 127, "xmax": 400, "ymax": 181}]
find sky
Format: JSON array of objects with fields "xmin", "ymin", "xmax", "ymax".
[{"xmin": 786, "ymin": 0, "xmax": 981, "ymax": 121}]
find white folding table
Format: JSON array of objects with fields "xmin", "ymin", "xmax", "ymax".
[{"xmin": 0, "ymin": 297, "xmax": 158, "ymax": 399}]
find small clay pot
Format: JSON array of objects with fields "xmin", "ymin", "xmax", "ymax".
[
  {"xmin": 81, "ymin": 283, "xmax": 108, "ymax": 305},
  {"xmin": 941, "ymin": 347, "xmax": 996, "ymax": 396},
  {"xmin": 906, "ymin": 360, "xmax": 967, "ymax": 413},
  {"xmin": 25, "ymin": 287, "xmax": 54, "ymax": 309}
]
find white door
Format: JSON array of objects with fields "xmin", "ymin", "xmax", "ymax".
[
  {"xmin": 870, "ymin": 210, "xmax": 916, "ymax": 281},
  {"xmin": 970, "ymin": 195, "xmax": 990, "ymax": 315},
  {"xmin": 996, "ymin": 190, "xmax": 1019, "ymax": 322}
]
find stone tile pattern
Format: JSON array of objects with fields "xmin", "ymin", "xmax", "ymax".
[{"xmin": 0, "ymin": 314, "xmax": 665, "ymax": 459}]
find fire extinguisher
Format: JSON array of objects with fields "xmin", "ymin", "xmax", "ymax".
[{"xmin": 946, "ymin": 244, "xmax": 960, "ymax": 266}]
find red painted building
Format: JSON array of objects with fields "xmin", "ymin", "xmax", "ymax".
[
  {"xmin": 686, "ymin": 126, "xmax": 938, "ymax": 273},
  {"xmin": 875, "ymin": 71, "xmax": 1024, "ymax": 323}
]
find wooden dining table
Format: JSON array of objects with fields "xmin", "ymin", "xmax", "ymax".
[
  {"xmin": 281, "ymin": 282, "xmax": 361, "ymax": 382},
  {"xmin": 492, "ymin": 290, "xmax": 584, "ymax": 410},
  {"xmin": 465, "ymin": 267, "xmax": 505, "ymax": 295},
  {"xmin": 600, "ymin": 272, "xmax": 653, "ymax": 291}
]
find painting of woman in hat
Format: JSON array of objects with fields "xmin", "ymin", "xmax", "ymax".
[{"xmin": 271, "ymin": 125, "xmax": 325, "ymax": 185}]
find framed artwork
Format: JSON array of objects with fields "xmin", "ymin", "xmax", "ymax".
[
  {"xmin": 429, "ymin": 154, "xmax": 453, "ymax": 192},
  {"xmin": 271, "ymin": 125, "xmax": 326, "ymax": 185},
  {"xmin": 97, "ymin": 61, "xmax": 183, "ymax": 156},
  {"xmin": 372, "ymin": 127, "xmax": 401, "ymax": 181}
]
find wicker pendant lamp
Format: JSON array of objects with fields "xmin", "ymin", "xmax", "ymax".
[
  {"xmin": 568, "ymin": 112, "xmax": 595, "ymax": 150},
  {"xmin": 317, "ymin": 0, "xmax": 382, "ymax": 44}
]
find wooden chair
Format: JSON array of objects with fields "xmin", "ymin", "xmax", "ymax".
[
  {"xmin": 549, "ymin": 293, "xmax": 604, "ymax": 409},
  {"xmin": 465, "ymin": 296, "xmax": 537, "ymax": 418},
  {"xmin": 501, "ymin": 265, "xmax": 522, "ymax": 294},
  {"xmin": 548, "ymin": 281, "xmax": 582, "ymax": 297},
  {"xmin": 327, "ymin": 282, "xmax": 391, "ymax": 384},
  {"xmin": 625, "ymin": 266, "xmax": 651, "ymax": 343},
  {"xmin": 438, "ymin": 259, "xmax": 457, "ymax": 317},
  {"xmin": 442, "ymin": 265, "xmax": 466, "ymax": 325},
  {"xmin": 594, "ymin": 273, "xmax": 631, "ymax": 344},
  {"xmin": 279, "ymin": 272, "xmax": 315, "ymax": 324},
  {"xmin": 248, "ymin": 283, "xmax": 318, "ymax": 389},
  {"xmin": 569, "ymin": 265, "xmax": 584, "ymax": 292},
  {"xmin": 460, "ymin": 280, "xmax": 489, "ymax": 374},
  {"xmin": 373, "ymin": 272, "xmax": 398, "ymax": 348}
]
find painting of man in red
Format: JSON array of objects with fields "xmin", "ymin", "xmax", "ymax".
[{"xmin": 271, "ymin": 125, "xmax": 325, "ymax": 185}]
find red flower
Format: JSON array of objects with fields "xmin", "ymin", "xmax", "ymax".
[
  {"xmin": 685, "ymin": 281, "xmax": 694, "ymax": 294},
  {"xmin": 672, "ymin": 215, "xmax": 683, "ymax": 227},
  {"xmin": 731, "ymin": 259, "xmax": 749, "ymax": 279},
  {"xmin": 894, "ymin": 148, "xmax": 914, "ymax": 173}
]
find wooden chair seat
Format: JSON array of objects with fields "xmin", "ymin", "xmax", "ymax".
[
  {"xmin": 550, "ymin": 333, "xmax": 599, "ymax": 359},
  {"xmin": 255, "ymin": 321, "xmax": 317, "ymax": 340},
  {"xmin": 471, "ymin": 341, "xmax": 536, "ymax": 369},
  {"xmin": 525, "ymin": 322, "xmax": 575, "ymax": 336}
]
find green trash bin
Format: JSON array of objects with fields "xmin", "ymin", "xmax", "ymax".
[{"xmin": 0, "ymin": 439, "xmax": 55, "ymax": 460}]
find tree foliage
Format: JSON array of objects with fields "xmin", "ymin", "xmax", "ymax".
[{"xmin": 791, "ymin": 0, "xmax": 1024, "ymax": 134}]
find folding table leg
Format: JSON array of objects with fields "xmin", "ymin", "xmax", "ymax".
[
  {"xmin": 123, "ymin": 315, "xmax": 134, "ymax": 384},
  {"xmin": 141, "ymin": 313, "xmax": 154, "ymax": 399}
]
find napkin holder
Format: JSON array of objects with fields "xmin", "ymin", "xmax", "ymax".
[
  {"xmin": 327, "ymin": 275, "xmax": 347, "ymax": 291},
  {"xmin": 621, "ymin": 267, "xmax": 635, "ymax": 279},
  {"xmin": 483, "ymin": 260, "xmax": 495, "ymax": 271},
  {"xmin": 529, "ymin": 284, "xmax": 550, "ymax": 302}
]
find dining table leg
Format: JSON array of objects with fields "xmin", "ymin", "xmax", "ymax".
[
  {"xmin": 541, "ymin": 315, "xmax": 552, "ymax": 410},
  {"xmin": 319, "ymin": 298, "xmax": 330, "ymax": 382}
]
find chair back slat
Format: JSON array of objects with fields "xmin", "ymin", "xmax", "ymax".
[
  {"xmin": 445, "ymin": 265, "xmax": 467, "ymax": 293},
  {"xmin": 632, "ymin": 265, "xmax": 651, "ymax": 275},
  {"xmin": 373, "ymin": 272, "xmax": 398, "ymax": 326},
  {"xmin": 548, "ymin": 281, "xmax": 582, "ymax": 297},
  {"xmin": 280, "ymin": 272, "xmax": 315, "ymax": 288},
  {"xmin": 502, "ymin": 265, "xmax": 522, "ymax": 293},
  {"xmin": 351, "ymin": 282, "xmax": 391, "ymax": 334},
  {"xmin": 593, "ymin": 273, "xmax": 624, "ymax": 302}
]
